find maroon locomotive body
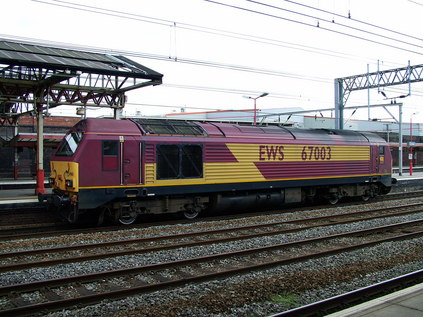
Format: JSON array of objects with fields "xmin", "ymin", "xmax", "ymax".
[{"xmin": 43, "ymin": 118, "xmax": 394, "ymax": 224}]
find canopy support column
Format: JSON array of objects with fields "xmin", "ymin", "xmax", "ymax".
[
  {"xmin": 13, "ymin": 124, "xmax": 19, "ymax": 180},
  {"xmin": 35, "ymin": 99, "xmax": 46, "ymax": 195}
]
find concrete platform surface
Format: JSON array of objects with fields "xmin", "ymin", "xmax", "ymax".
[{"xmin": 327, "ymin": 283, "xmax": 423, "ymax": 317}]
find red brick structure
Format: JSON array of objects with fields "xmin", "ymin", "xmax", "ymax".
[{"xmin": 0, "ymin": 115, "xmax": 80, "ymax": 179}]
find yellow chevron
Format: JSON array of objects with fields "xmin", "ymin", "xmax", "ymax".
[{"xmin": 227, "ymin": 143, "xmax": 370, "ymax": 162}]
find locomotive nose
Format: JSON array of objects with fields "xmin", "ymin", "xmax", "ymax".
[{"xmin": 49, "ymin": 161, "xmax": 79, "ymax": 192}]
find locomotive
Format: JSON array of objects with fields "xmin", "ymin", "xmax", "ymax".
[{"xmin": 41, "ymin": 118, "xmax": 394, "ymax": 225}]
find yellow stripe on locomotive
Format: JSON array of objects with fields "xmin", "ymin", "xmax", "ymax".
[{"xmin": 227, "ymin": 143, "xmax": 370, "ymax": 162}]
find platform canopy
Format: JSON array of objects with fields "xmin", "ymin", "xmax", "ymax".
[{"xmin": 0, "ymin": 39, "xmax": 163, "ymax": 124}]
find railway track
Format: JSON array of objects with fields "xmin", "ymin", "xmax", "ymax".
[
  {"xmin": 0, "ymin": 208, "xmax": 61, "ymax": 235},
  {"xmin": 0, "ymin": 197, "xmax": 422, "ymax": 316},
  {"xmin": 0, "ymin": 219, "xmax": 422, "ymax": 316},
  {"xmin": 272, "ymin": 269, "xmax": 423, "ymax": 317},
  {"xmin": 1, "ymin": 191, "xmax": 423, "ymax": 240},
  {"xmin": 0, "ymin": 201, "xmax": 422, "ymax": 272}
]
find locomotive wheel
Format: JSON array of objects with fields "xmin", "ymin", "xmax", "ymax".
[
  {"xmin": 328, "ymin": 195, "xmax": 339, "ymax": 205},
  {"xmin": 183, "ymin": 208, "xmax": 200, "ymax": 220},
  {"xmin": 118, "ymin": 212, "xmax": 137, "ymax": 225},
  {"xmin": 361, "ymin": 194, "xmax": 371, "ymax": 201}
]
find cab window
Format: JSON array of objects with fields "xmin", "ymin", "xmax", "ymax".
[
  {"xmin": 56, "ymin": 131, "xmax": 83, "ymax": 156},
  {"xmin": 379, "ymin": 146, "xmax": 385, "ymax": 155},
  {"xmin": 102, "ymin": 140, "xmax": 119, "ymax": 171}
]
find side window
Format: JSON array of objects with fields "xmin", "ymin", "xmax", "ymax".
[
  {"xmin": 157, "ymin": 145, "xmax": 179, "ymax": 179},
  {"xmin": 157, "ymin": 144, "xmax": 203, "ymax": 179},
  {"xmin": 181, "ymin": 145, "xmax": 203, "ymax": 178},
  {"xmin": 379, "ymin": 146, "xmax": 385, "ymax": 155},
  {"xmin": 103, "ymin": 140, "xmax": 119, "ymax": 171}
]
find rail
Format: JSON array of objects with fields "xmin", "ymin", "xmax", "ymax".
[{"xmin": 269, "ymin": 269, "xmax": 423, "ymax": 317}]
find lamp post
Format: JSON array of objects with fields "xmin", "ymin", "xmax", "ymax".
[
  {"xmin": 244, "ymin": 92, "xmax": 268, "ymax": 125},
  {"xmin": 409, "ymin": 113, "xmax": 416, "ymax": 176}
]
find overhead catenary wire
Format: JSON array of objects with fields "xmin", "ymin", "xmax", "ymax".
[
  {"xmin": 30, "ymin": 0, "xmax": 357, "ymax": 61},
  {"xmin": 0, "ymin": 33, "xmax": 332, "ymax": 84},
  {"xmin": 162, "ymin": 83, "xmax": 302, "ymax": 100},
  {"xmin": 241, "ymin": 0, "xmax": 423, "ymax": 50},
  {"xmin": 28, "ymin": 0, "xmax": 422, "ymax": 110},
  {"xmin": 33, "ymin": 0, "xmax": 420, "ymax": 65},
  {"xmin": 21, "ymin": 0, "xmax": 422, "ymax": 119},
  {"xmin": 4, "ymin": 32, "xmax": 419, "ymax": 116},
  {"xmin": 30, "ymin": 0, "xmax": 423, "ymax": 106},
  {"xmin": 204, "ymin": 0, "xmax": 423, "ymax": 56},
  {"xmin": 284, "ymin": 0, "xmax": 423, "ymax": 43},
  {"xmin": 408, "ymin": 0, "xmax": 423, "ymax": 7}
]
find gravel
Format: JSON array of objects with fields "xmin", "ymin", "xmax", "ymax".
[
  {"xmin": 2, "ymin": 197, "xmax": 420, "ymax": 253},
  {"xmin": 0, "ymin": 197, "xmax": 422, "ymax": 316},
  {"xmin": 40, "ymin": 239, "xmax": 422, "ymax": 317},
  {"xmin": 2, "ymin": 211, "xmax": 422, "ymax": 285}
]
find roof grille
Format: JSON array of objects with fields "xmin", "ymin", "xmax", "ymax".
[{"xmin": 131, "ymin": 119, "xmax": 206, "ymax": 136}]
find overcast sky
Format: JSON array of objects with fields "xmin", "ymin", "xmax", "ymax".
[{"xmin": 2, "ymin": 0, "xmax": 422, "ymax": 122}]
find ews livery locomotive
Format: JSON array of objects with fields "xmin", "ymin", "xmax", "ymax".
[{"xmin": 42, "ymin": 118, "xmax": 394, "ymax": 224}]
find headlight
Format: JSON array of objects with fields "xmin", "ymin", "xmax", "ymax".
[
  {"xmin": 49, "ymin": 178, "xmax": 55, "ymax": 185},
  {"xmin": 65, "ymin": 179, "xmax": 73, "ymax": 188}
]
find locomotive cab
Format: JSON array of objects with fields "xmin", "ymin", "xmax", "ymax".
[
  {"xmin": 42, "ymin": 118, "xmax": 154, "ymax": 224},
  {"xmin": 43, "ymin": 128, "xmax": 83, "ymax": 223}
]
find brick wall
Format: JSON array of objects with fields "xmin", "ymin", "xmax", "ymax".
[{"xmin": 0, "ymin": 115, "xmax": 81, "ymax": 179}]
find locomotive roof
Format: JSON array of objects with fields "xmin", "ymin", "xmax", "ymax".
[
  {"xmin": 77, "ymin": 118, "xmax": 384, "ymax": 143},
  {"xmin": 204, "ymin": 122, "xmax": 376, "ymax": 143},
  {"xmin": 76, "ymin": 118, "xmax": 141, "ymax": 134},
  {"xmin": 131, "ymin": 118, "xmax": 206, "ymax": 135}
]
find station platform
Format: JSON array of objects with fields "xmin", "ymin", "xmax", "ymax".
[
  {"xmin": 393, "ymin": 171, "xmax": 423, "ymax": 183},
  {"xmin": 0, "ymin": 172, "xmax": 422, "ymax": 207},
  {"xmin": 328, "ymin": 282, "xmax": 423, "ymax": 317},
  {"xmin": 0, "ymin": 179, "xmax": 51, "ymax": 208}
]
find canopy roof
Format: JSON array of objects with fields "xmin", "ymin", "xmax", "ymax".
[
  {"xmin": 0, "ymin": 39, "xmax": 163, "ymax": 124},
  {"xmin": 0, "ymin": 40, "xmax": 163, "ymax": 80}
]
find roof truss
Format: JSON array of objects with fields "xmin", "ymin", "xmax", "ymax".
[{"xmin": 0, "ymin": 40, "xmax": 163, "ymax": 124}]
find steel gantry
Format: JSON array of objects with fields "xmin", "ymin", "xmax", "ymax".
[
  {"xmin": 0, "ymin": 40, "xmax": 163, "ymax": 193},
  {"xmin": 335, "ymin": 63, "xmax": 423, "ymax": 129},
  {"xmin": 335, "ymin": 63, "xmax": 423, "ymax": 175}
]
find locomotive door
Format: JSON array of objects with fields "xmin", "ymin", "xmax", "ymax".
[
  {"xmin": 121, "ymin": 136, "xmax": 141, "ymax": 185},
  {"xmin": 371, "ymin": 145, "xmax": 379, "ymax": 174}
]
